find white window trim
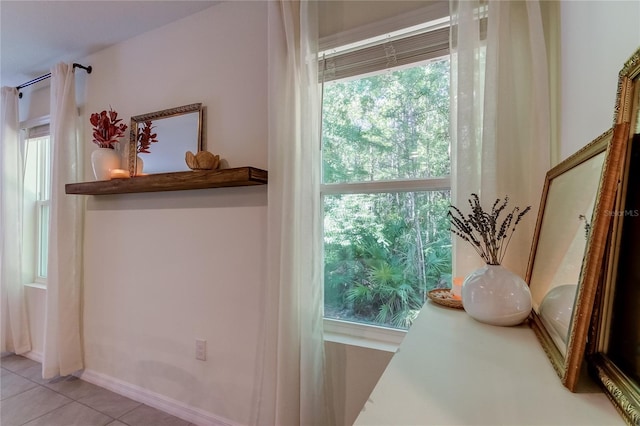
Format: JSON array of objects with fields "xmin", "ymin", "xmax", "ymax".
[
  {"xmin": 21, "ymin": 115, "xmax": 51, "ymax": 286},
  {"xmin": 35, "ymin": 199, "xmax": 50, "ymax": 284},
  {"xmin": 321, "ymin": 177, "xmax": 450, "ymax": 195},
  {"xmin": 321, "ymin": 178, "xmax": 451, "ymax": 351},
  {"xmin": 20, "ymin": 116, "xmax": 50, "ymax": 134},
  {"xmin": 320, "ymin": 17, "xmax": 451, "ymax": 348},
  {"xmin": 323, "ymin": 318, "xmax": 406, "ymax": 353},
  {"xmin": 24, "ymin": 282, "xmax": 47, "ymax": 290}
]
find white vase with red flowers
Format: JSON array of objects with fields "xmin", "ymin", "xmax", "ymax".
[{"xmin": 90, "ymin": 107, "xmax": 128, "ymax": 180}]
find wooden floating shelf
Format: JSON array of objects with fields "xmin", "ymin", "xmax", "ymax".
[{"xmin": 65, "ymin": 167, "xmax": 268, "ymax": 195}]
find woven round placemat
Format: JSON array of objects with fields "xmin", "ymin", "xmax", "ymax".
[{"xmin": 427, "ymin": 288, "xmax": 463, "ymax": 309}]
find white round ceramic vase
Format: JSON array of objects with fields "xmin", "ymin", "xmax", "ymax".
[
  {"xmin": 91, "ymin": 147, "xmax": 120, "ymax": 180},
  {"xmin": 461, "ymin": 264, "xmax": 532, "ymax": 326}
]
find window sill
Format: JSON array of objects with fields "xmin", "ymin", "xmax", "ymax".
[
  {"xmin": 323, "ymin": 318, "xmax": 406, "ymax": 353},
  {"xmin": 24, "ymin": 282, "xmax": 46, "ymax": 290}
]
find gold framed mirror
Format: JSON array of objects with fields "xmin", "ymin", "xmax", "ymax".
[
  {"xmin": 128, "ymin": 103, "xmax": 203, "ymax": 176},
  {"xmin": 526, "ymin": 124, "xmax": 624, "ymax": 391},
  {"xmin": 589, "ymin": 47, "xmax": 640, "ymax": 424}
]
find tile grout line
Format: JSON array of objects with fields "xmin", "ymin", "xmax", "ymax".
[
  {"xmin": 4, "ymin": 356, "xmax": 189, "ymax": 426},
  {"xmin": 72, "ymin": 395, "xmax": 127, "ymax": 423},
  {"xmin": 114, "ymin": 402, "xmax": 143, "ymax": 423},
  {"xmin": 17, "ymin": 400, "xmax": 75, "ymax": 426},
  {"xmin": 1, "ymin": 362, "xmax": 81, "ymax": 426},
  {"xmin": 0, "ymin": 369, "xmax": 39, "ymax": 402},
  {"xmin": 4, "ymin": 372, "xmax": 122, "ymax": 426},
  {"xmin": 1, "ymin": 362, "xmax": 55, "ymax": 411},
  {"xmin": 1, "ymin": 387, "xmax": 38, "ymax": 404},
  {"xmin": 3, "ymin": 359, "xmax": 122, "ymax": 426}
]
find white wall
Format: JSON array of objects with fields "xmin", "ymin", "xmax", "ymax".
[
  {"xmin": 326, "ymin": 342, "xmax": 394, "ymax": 426},
  {"xmin": 559, "ymin": 1, "xmax": 640, "ymax": 160},
  {"xmin": 80, "ymin": 3, "xmax": 267, "ymax": 425}
]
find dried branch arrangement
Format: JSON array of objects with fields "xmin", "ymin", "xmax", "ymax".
[{"xmin": 449, "ymin": 193, "xmax": 531, "ymax": 265}]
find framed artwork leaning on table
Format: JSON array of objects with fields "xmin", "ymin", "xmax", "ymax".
[{"xmin": 588, "ymin": 46, "xmax": 640, "ymax": 425}]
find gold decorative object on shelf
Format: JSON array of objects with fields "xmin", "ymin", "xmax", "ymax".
[{"xmin": 185, "ymin": 151, "xmax": 220, "ymax": 170}]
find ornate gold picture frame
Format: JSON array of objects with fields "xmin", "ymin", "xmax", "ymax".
[
  {"xmin": 526, "ymin": 124, "xmax": 624, "ymax": 392},
  {"xmin": 128, "ymin": 103, "xmax": 203, "ymax": 176},
  {"xmin": 589, "ymin": 46, "xmax": 640, "ymax": 424}
]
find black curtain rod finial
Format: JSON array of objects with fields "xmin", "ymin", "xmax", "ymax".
[
  {"xmin": 72, "ymin": 63, "xmax": 92, "ymax": 74},
  {"xmin": 16, "ymin": 62, "xmax": 92, "ymax": 99}
]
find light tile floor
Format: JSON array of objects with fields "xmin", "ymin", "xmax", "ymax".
[{"xmin": 1, "ymin": 354, "xmax": 194, "ymax": 426}]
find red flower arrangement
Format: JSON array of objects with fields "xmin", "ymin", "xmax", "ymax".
[
  {"xmin": 90, "ymin": 107, "xmax": 128, "ymax": 149},
  {"xmin": 137, "ymin": 121, "xmax": 158, "ymax": 154}
]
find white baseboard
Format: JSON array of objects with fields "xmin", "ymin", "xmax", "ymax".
[
  {"xmin": 77, "ymin": 369, "xmax": 239, "ymax": 426},
  {"xmin": 22, "ymin": 350, "xmax": 43, "ymax": 363}
]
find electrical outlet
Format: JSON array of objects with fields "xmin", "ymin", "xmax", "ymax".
[{"xmin": 195, "ymin": 339, "xmax": 206, "ymax": 361}]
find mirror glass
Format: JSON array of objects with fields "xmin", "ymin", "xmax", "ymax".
[
  {"xmin": 530, "ymin": 148, "xmax": 606, "ymax": 355},
  {"xmin": 128, "ymin": 103, "xmax": 203, "ymax": 175},
  {"xmin": 526, "ymin": 125, "xmax": 623, "ymax": 391}
]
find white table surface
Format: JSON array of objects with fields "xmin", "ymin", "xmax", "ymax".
[{"xmin": 354, "ymin": 302, "xmax": 622, "ymax": 426}]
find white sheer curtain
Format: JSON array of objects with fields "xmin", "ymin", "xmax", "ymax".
[
  {"xmin": 257, "ymin": 1, "xmax": 333, "ymax": 425},
  {"xmin": 42, "ymin": 63, "xmax": 84, "ymax": 378},
  {"xmin": 451, "ymin": 0, "xmax": 550, "ymax": 278},
  {"xmin": 0, "ymin": 87, "xmax": 32, "ymax": 355}
]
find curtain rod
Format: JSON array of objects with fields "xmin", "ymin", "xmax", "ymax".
[{"xmin": 16, "ymin": 63, "xmax": 92, "ymax": 98}]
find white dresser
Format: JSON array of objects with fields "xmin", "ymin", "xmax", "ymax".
[{"xmin": 354, "ymin": 302, "xmax": 622, "ymax": 425}]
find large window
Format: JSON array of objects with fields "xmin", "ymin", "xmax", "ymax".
[
  {"xmin": 22, "ymin": 122, "xmax": 51, "ymax": 284},
  {"xmin": 321, "ymin": 30, "xmax": 451, "ymax": 331}
]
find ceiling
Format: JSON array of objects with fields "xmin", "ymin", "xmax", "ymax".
[{"xmin": 0, "ymin": 0, "xmax": 220, "ymax": 88}]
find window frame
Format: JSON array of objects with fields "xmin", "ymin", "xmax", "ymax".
[
  {"xmin": 35, "ymin": 196, "xmax": 50, "ymax": 283},
  {"xmin": 319, "ymin": 20, "xmax": 452, "ymax": 349},
  {"xmin": 21, "ymin": 116, "xmax": 51, "ymax": 286}
]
